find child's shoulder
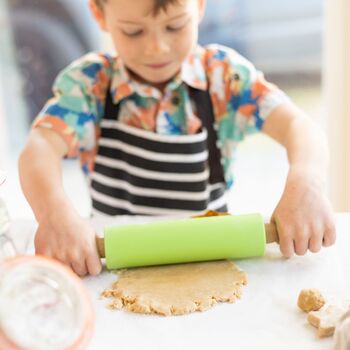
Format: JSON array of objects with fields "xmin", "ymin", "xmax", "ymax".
[
  {"xmin": 52, "ymin": 51, "xmax": 116, "ymax": 96},
  {"xmin": 57, "ymin": 51, "xmax": 115, "ymax": 82},
  {"xmin": 202, "ymin": 44, "xmax": 255, "ymax": 70}
]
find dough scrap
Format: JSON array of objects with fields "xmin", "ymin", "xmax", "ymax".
[
  {"xmin": 297, "ymin": 288, "xmax": 326, "ymax": 312},
  {"xmin": 191, "ymin": 210, "xmax": 230, "ymax": 218},
  {"xmin": 307, "ymin": 304, "xmax": 348, "ymax": 338},
  {"xmin": 102, "ymin": 260, "xmax": 247, "ymax": 316}
]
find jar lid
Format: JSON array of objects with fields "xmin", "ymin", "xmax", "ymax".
[{"xmin": 0, "ymin": 255, "xmax": 94, "ymax": 350}]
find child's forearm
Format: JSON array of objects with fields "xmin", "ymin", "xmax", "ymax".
[
  {"xmin": 263, "ymin": 102, "xmax": 335, "ymax": 256},
  {"xmin": 263, "ymin": 102, "xmax": 329, "ymax": 187},
  {"xmin": 19, "ymin": 128, "xmax": 102, "ymax": 276},
  {"xmin": 284, "ymin": 112, "xmax": 328, "ymax": 186},
  {"xmin": 19, "ymin": 128, "xmax": 73, "ymax": 222}
]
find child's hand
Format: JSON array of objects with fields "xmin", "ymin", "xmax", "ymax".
[
  {"xmin": 34, "ymin": 202, "xmax": 102, "ymax": 276},
  {"xmin": 271, "ymin": 167, "xmax": 336, "ymax": 257}
]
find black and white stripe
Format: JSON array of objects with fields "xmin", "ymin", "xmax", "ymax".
[
  {"xmin": 91, "ymin": 182, "xmax": 227, "ymax": 216},
  {"xmin": 91, "ymin": 120, "xmax": 226, "ymax": 216},
  {"xmin": 90, "ymin": 86, "xmax": 228, "ymax": 216}
]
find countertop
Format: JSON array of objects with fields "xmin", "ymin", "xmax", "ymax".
[{"xmin": 8, "ymin": 214, "xmax": 350, "ymax": 350}]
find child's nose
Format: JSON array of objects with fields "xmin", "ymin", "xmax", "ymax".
[{"xmin": 144, "ymin": 34, "xmax": 170, "ymax": 56}]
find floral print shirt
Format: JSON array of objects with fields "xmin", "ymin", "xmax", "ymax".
[{"xmin": 33, "ymin": 44, "xmax": 288, "ymax": 188}]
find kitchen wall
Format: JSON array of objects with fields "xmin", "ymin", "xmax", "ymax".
[{"xmin": 323, "ymin": 0, "xmax": 350, "ymax": 211}]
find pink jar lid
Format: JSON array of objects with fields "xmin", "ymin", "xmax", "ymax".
[{"xmin": 0, "ymin": 255, "xmax": 95, "ymax": 350}]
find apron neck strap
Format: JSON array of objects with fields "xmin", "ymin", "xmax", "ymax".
[{"xmin": 103, "ymin": 84, "xmax": 225, "ymax": 184}]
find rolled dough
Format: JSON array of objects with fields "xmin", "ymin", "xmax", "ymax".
[{"xmin": 102, "ymin": 260, "xmax": 247, "ymax": 316}]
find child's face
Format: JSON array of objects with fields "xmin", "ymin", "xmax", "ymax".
[{"xmin": 90, "ymin": 0, "xmax": 205, "ymax": 88}]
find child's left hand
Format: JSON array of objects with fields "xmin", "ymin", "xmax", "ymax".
[{"xmin": 271, "ymin": 166, "xmax": 336, "ymax": 257}]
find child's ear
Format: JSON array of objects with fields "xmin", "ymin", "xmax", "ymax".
[
  {"xmin": 89, "ymin": 0, "xmax": 108, "ymax": 32},
  {"xmin": 197, "ymin": 0, "xmax": 206, "ymax": 22}
]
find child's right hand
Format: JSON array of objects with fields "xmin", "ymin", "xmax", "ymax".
[
  {"xmin": 34, "ymin": 201, "xmax": 102, "ymax": 276},
  {"xmin": 19, "ymin": 128, "xmax": 102, "ymax": 276}
]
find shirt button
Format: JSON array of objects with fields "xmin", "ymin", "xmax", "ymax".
[{"xmin": 171, "ymin": 96, "xmax": 180, "ymax": 105}]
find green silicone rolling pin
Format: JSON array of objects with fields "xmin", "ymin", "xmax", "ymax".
[{"xmin": 95, "ymin": 213, "xmax": 278, "ymax": 270}]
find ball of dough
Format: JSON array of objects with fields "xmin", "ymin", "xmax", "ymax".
[{"xmin": 297, "ymin": 288, "xmax": 326, "ymax": 312}]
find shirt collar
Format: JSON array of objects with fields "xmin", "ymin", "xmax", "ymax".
[
  {"xmin": 110, "ymin": 57, "xmax": 134, "ymax": 103},
  {"xmin": 181, "ymin": 45, "xmax": 208, "ymax": 91},
  {"xmin": 110, "ymin": 45, "xmax": 208, "ymax": 103}
]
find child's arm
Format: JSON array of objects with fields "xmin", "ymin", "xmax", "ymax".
[
  {"xmin": 19, "ymin": 128, "xmax": 102, "ymax": 276},
  {"xmin": 262, "ymin": 102, "xmax": 336, "ymax": 257}
]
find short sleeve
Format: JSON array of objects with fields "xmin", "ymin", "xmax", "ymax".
[
  {"xmin": 220, "ymin": 49, "xmax": 289, "ymax": 140},
  {"xmin": 33, "ymin": 52, "xmax": 111, "ymax": 158}
]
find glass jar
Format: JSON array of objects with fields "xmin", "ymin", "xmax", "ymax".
[
  {"xmin": 0, "ymin": 197, "xmax": 16, "ymax": 259},
  {"xmin": 0, "ymin": 171, "xmax": 94, "ymax": 349},
  {"xmin": 0, "ymin": 256, "xmax": 94, "ymax": 350}
]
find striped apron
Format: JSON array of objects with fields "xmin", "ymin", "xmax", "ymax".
[{"xmin": 90, "ymin": 86, "xmax": 228, "ymax": 216}]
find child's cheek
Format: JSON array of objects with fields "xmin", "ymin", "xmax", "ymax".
[
  {"xmin": 174, "ymin": 30, "xmax": 196, "ymax": 55},
  {"xmin": 113, "ymin": 35, "xmax": 137, "ymax": 57}
]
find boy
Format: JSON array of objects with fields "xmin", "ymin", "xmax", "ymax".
[{"xmin": 19, "ymin": 0, "xmax": 336, "ymax": 276}]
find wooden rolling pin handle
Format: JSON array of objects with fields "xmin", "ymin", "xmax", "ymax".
[
  {"xmin": 264, "ymin": 223, "xmax": 279, "ymax": 244},
  {"xmin": 96, "ymin": 236, "xmax": 105, "ymax": 258}
]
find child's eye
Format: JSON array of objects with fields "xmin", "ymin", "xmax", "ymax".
[
  {"xmin": 166, "ymin": 25, "xmax": 184, "ymax": 33},
  {"xmin": 166, "ymin": 18, "xmax": 189, "ymax": 33},
  {"xmin": 122, "ymin": 30, "xmax": 143, "ymax": 37}
]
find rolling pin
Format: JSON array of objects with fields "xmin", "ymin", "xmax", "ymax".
[{"xmin": 96, "ymin": 213, "xmax": 279, "ymax": 270}]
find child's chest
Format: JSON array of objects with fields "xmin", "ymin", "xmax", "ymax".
[{"xmin": 116, "ymin": 91, "xmax": 202, "ymax": 136}]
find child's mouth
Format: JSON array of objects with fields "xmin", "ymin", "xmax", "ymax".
[{"xmin": 145, "ymin": 62, "xmax": 171, "ymax": 69}]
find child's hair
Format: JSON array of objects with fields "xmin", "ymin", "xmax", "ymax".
[{"xmin": 94, "ymin": 0, "xmax": 180, "ymax": 16}]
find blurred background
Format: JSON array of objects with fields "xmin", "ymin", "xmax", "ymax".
[{"xmin": 0, "ymin": 0, "xmax": 339, "ymax": 220}]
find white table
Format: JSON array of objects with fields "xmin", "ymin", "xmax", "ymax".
[{"xmin": 8, "ymin": 214, "xmax": 350, "ymax": 350}]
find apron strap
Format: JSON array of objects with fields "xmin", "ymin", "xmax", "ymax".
[
  {"xmin": 103, "ymin": 85, "xmax": 225, "ymax": 184},
  {"xmin": 188, "ymin": 87, "xmax": 225, "ymax": 185},
  {"xmin": 104, "ymin": 86, "xmax": 120, "ymax": 120}
]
